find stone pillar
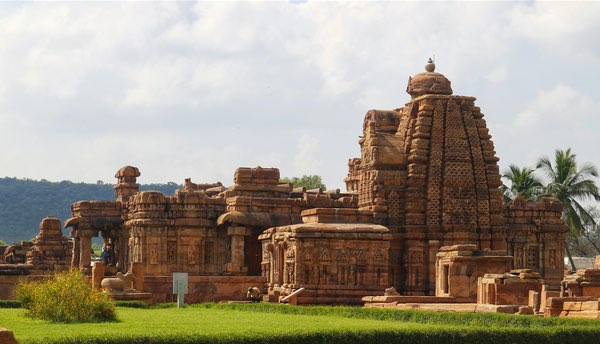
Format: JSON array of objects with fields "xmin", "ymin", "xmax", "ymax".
[
  {"xmin": 71, "ymin": 237, "xmax": 80, "ymax": 269},
  {"xmin": 224, "ymin": 226, "xmax": 248, "ymax": 274},
  {"xmin": 79, "ymin": 236, "xmax": 92, "ymax": 269},
  {"xmin": 92, "ymin": 261, "xmax": 105, "ymax": 289},
  {"xmin": 131, "ymin": 262, "xmax": 145, "ymax": 292},
  {"xmin": 118, "ymin": 231, "xmax": 129, "ymax": 271}
]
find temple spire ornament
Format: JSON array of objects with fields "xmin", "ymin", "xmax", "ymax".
[{"xmin": 425, "ymin": 57, "xmax": 435, "ymax": 72}]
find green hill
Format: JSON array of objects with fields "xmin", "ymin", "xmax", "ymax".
[{"xmin": 0, "ymin": 178, "xmax": 181, "ymax": 244}]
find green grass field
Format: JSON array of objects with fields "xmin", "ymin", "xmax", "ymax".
[{"xmin": 2, "ymin": 303, "xmax": 600, "ymax": 344}]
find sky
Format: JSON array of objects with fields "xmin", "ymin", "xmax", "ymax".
[{"xmin": 0, "ymin": 1, "xmax": 599, "ymax": 190}]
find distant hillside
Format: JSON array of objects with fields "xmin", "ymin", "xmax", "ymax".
[{"xmin": 0, "ymin": 178, "xmax": 181, "ymax": 244}]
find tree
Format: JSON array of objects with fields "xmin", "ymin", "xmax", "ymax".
[
  {"xmin": 501, "ymin": 164, "xmax": 544, "ymax": 202},
  {"xmin": 280, "ymin": 175, "xmax": 326, "ymax": 190},
  {"xmin": 537, "ymin": 148, "xmax": 600, "ymax": 270}
]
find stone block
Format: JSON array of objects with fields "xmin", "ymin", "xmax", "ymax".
[
  {"xmin": 581, "ymin": 285, "xmax": 600, "ymax": 297},
  {"xmin": 544, "ymin": 307, "xmax": 563, "ymax": 317},
  {"xmin": 91, "ymin": 261, "xmax": 105, "ymax": 290},
  {"xmin": 563, "ymin": 301, "xmax": 582, "ymax": 311},
  {"xmin": 0, "ymin": 327, "xmax": 17, "ymax": 344},
  {"xmin": 517, "ymin": 306, "xmax": 534, "ymax": 315},
  {"xmin": 528, "ymin": 290, "xmax": 540, "ymax": 312},
  {"xmin": 581, "ymin": 301, "xmax": 600, "ymax": 311}
]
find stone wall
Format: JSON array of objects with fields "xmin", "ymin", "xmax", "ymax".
[
  {"xmin": 505, "ymin": 196, "xmax": 567, "ymax": 289},
  {"xmin": 259, "ymin": 208, "xmax": 391, "ymax": 304},
  {"xmin": 435, "ymin": 244, "xmax": 512, "ymax": 300},
  {"xmin": 26, "ymin": 217, "xmax": 72, "ymax": 271},
  {"xmin": 143, "ymin": 275, "xmax": 265, "ymax": 304}
]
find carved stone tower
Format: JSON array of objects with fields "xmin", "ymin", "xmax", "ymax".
[
  {"xmin": 114, "ymin": 166, "xmax": 141, "ymax": 203},
  {"xmin": 349, "ymin": 60, "xmax": 505, "ymax": 295}
]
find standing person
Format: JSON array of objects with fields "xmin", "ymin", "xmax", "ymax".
[{"xmin": 101, "ymin": 245, "xmax": 110, "ymax": 265}]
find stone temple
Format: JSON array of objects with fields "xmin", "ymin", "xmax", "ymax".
[{"xmin": 1, "ymin": 61, "xmax": 569, "ymax": 309}]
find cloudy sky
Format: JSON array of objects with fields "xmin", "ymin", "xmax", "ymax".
[{"xmin": 0, "ymin": 1, "xmax": 599, "ymax": 190}]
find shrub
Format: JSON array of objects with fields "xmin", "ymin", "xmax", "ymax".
[
  {"xmin": 16, "ymin": 269, "xmax": 116, "ymax": 323},
  {"xmin": 0, "ymin": 300, "xmax": 21, "ymax": 308},
  {"xmin": 114, "ymin": 300, "xmax": 147, "ymax": 308}
]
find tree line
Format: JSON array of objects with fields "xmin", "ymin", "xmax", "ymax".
[
  {"xmin": 2, "ymin": 161, "xmax": 597, "ymax": 272},
  {"xmin": 0, "ymin": 178, "xmax": 181, "ymax": 244}
]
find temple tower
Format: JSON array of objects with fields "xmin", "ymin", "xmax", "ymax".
[
  {"xmin": 114, "ymin": 166, "xmax": 140, "ymax": 203},
  {"xmin": 350, "ymin": 59, "xmax": 505, "ymax": 295}
]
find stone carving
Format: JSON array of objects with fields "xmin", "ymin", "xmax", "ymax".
[
  {"xmin": 167, "ymin": 242, "xmax": 176, "ymax": 264},
  {"xmin": 101, "ymin": 272, "xmax": 136, "ymax": 292},
  {"xmin": 384, "ymin": 286, "xmax": 400, "ymax": 296},
  {"xmin": 188, "ymin": 246, "xmax": 197, "ymax": 265},
  {"xmin": 319, "ymin": 249, "xmax": 330, "ymax": 261},
  {"xmin": 150, "ymin": 245, "xmax": 158, "ymax": 265}
]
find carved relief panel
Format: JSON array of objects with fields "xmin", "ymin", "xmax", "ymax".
[{"xmin": 167, "ymin": 241, "xmax": 177, "ymax": 265}]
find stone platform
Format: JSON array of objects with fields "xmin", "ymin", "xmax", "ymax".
[
  {"xmin": 143, "ymin": 275, "xmax": 265, "ymax": 304},
  {"xmin": 364, "ymin": 301, "xmax": 523, "ymax": 314}
]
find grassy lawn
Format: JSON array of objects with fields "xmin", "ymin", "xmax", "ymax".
[{"xmin": 2, "ymin": 303, "xmax": 600, "ymax": 343}]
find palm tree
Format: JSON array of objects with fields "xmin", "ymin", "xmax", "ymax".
[
  {"xmin": 501, "ymin": 164, "xmax": 544, "ymax": 202},
  {"xmin": 537, "ymin": 148, "xmax": 600, "ymax": 270}
]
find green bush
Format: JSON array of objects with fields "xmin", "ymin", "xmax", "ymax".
[
  {"xmin": 114, "ymin": 301, "xmax": 147, "ymax": 308},
  {"xmin": 0, "ymin": 300, "xmax": 21, "ymax": 308},
  {"xmin": 16, "ymin": 269, "xmax": 116, "ymax": 323}
]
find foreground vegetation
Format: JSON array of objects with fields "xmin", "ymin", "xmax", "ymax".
[
  {"xmin": 2, "ymin": 303, "xmax": 600, "ymax": 343},
  {"xmin": 16, "ymin": 270, "xmax": 115, "ymax": 323}
]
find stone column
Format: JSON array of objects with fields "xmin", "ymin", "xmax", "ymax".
[
  {"xmin": 118, "ymin": 231, "xmax": 129, "ymax": 271},
  {"xmin": 71, "ymin": 237, "xmax": 80, "ymax": 269},
  {"xmin": 224, "ymin": 226, "xmax": 248, "ymax": 275},
  {"xmin": 91, "ymin": 261, "xmax": 105, "ymax": 289},
  {"xmin": 131, "ymin": 262, "xmax": 145, "ymax": 292},
  {"xmin": 79, "ymin": 235, "xmax": 92, "ymax": 269}
]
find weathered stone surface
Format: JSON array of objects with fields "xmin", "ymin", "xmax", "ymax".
[
  {"xmin": 346, "ymin": 61, "xmax": 566, "ymax": 296},
  {"xmin": 25, "ymin": 217, "xmax": 72, "ymax": 271},
  {"xmin": 0, "ymin": 327, "xmax": 17, "ymax": 344},
  {"xmin": 260, "ymin": 213, "xmax": 391, "ymax": 305}
]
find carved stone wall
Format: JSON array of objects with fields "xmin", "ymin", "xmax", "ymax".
[
  {"xmin": 65, "ymin": 166, "xmax": 356, "ymax": 290},
  {"xmin": 259, "ymin": 208, "xmax": 391, "ymax": 304},
  {"xmin": 346, "ymin": 62, "xmax": 566, "ymax": 296},
  {"xmin": 505, "ymin": 196, "xmax": 567, "ymax": 289},
  {"xmin": 25, "ymin": 217, "xmax": 72, "ymax": 270}
]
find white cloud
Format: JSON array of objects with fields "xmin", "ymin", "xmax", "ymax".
[
  {"xmin": 486, "ymin": 67, "xmax": 508, "ymax": 83},
  {"xmin": 514, "ymin": 84, "xmax": 598, "ymax": 130},
  {"xmin": 509, "ymin": 2, "xmax": 600, "ymax": 60},
  {"xmin": 0, "ymin": 1, "xmax": 598, "ymax": 193},
  {"xmin": 291, "ymin": 134, "xmax": 322, "ymax": 177}
]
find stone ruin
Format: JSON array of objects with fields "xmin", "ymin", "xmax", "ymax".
[
  {"xmin": 64, "ymin": 165, "xmax": 362, "ymax": 303},
  {"xmin": 0, "ymin": 217, "xmax": 72, "ymax": 299},
  {"xmin": 3, "ymin": 241, "xmax": 33, "ymax": 264},
  {"xmin": 0, "ymin": 60, "xmax": 575, "ymax": 311},
  {"xmin": 25, "ymin": 217, "xmax": 72, "ymax": 269}
]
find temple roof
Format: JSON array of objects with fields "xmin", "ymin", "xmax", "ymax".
[{"xmin": 406, "ymin": 58, "xmax": 453, "ymax": 98}]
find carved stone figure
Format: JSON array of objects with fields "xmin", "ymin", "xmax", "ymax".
[{"xmin": 101, "ymin": 272, "xmax": 136, "ymax": 292}]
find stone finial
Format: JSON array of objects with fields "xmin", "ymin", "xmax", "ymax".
[
  {"xmin": 39, "ymin": 217, "xmax": 62, "ymax": 233},
  {"xmin": 425, "ymin": 58, "xmax": 435, "ymax": 72},
  {"xmin": 114, "ymin": 166, "xmax": 140, "ymax": 203},
  {"xmin": 115, "ymin": 166, "xmax": 140, "ymax": 184},
  {"xmin": 406, "ymin": 59, "xmax": 452, "ymax": 98}
]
